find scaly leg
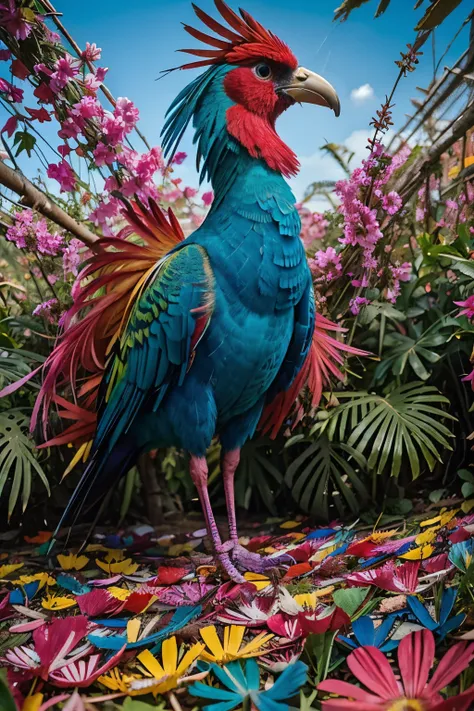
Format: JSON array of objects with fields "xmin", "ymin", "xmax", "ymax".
[
  {"xmin": 221, "ymin": 449, "xmax": 293, "ymax": 573},
  {"xmin": 189, "ymin": 455, "xmax": 244, "ymax": 582}
]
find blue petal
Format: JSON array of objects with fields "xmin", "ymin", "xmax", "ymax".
[
  {"xmin": 436, "ymin": 613, "xmax": 466, "ymax": 640},
  {"xmin": 245, "ymin": 659, "xmax": 260, "ymax": 692},
  {"xmin": 305, "ymin": 529, "xmax": 336, "ymax": 540},
  {"xmin": 263, "ymin": 661, "xmax": 307, "ymax": 701},
  {"xmin": 337, "ymin": 635, "xmax": 358, "ymax": 648},
  {"xmin": 406, "ymin": 596, "xmax": 437, "ymax": 630},
  {"xmin": 57, "ymin": 574, "xmax": 91, "ymax": 595},
  {"xmin": 380, "ymin": 639, "xmax": 400, "ymax": 652},
  {"xmin": 373, "ymin": 614, "xmax": 397, "ymax": 647},
  {"xmin": 439, "ymin": 587, "xmax": 457, "ymax": 625},
  {"xmin": 352, "ymin": 616, "xmax": 375, "ymax": 646}
]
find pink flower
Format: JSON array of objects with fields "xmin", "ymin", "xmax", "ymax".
[
  {"xmin": 47, "ymin": 161, "xmax": 76, "ymax": 193},
  {"xmin": 173, "ymin": 151, "xmax": 187, "ymax": 164},
  {"xmin": 0, "ymin": 0, "xmax": 33, "ymax": 40},
  {"xmin": 382, "ymin": 190, "xmax": 402, "ymax": 215},
  {"xmin": 184, "ymin": 186, "xmax": 198, "ymax": 199},
  {"xmin": 318, "ymin": 629, "xmax": 474, "ymax": 711},
  {"xmin": 0, "ymin": 77, "xmax": 23, "ymax": 102},
  {"xmin": 202, "ymin": 190, "xmax": 214, "ymax": 206},
  {"xmin": 346, "ymin": 560, "xmax": 420, "ymax": 594},
  {"xmin": 88, "ymin": 197, "xmax": 122, "ymax": 227},
  {"xmin": 101, "ymin": 114, "xmax": 126, "ymax": 146},
  {"xmin": 454, "ymin": 295, "xmax": 474, "ymax": 320},
  {"xmin": 71, "ymin": 95, "xmax": 102, "ymax": 120},
  {"xmin": 93, "ymin": 141, "xmax": 116, "ymax": 166},
  {"xmin": 5, "ymin": 209, "xmax": 34, "ymax": 249},
  {"xmin": 50, "ymin": 54, "xmax": 80, "ymax": 93},
  {"xmin": 349, "ymin": 296, "xmax": 370, "ymax": 315},
  {"xmin": 114, "ymin": 96, "xmax": 139, "ymax": 129},
  {"xmin": 81, "ymin": 42, "xmax": 102, "ymax": 63},
  {"xmin": 58, "ymin": 116, "xmax": 83, "ymax": 140},
  {"xmin": 62, "ymin": 238, "xmax": 84, "ymax": 277},
  {"xmin": 83, "ymin": 66, "xmax": 108, "ymax": 93},
  {"xmin": 32, "ymin": 298, "xmax": 60, "ymax": 324},
  {"xmin": 57, "ymin": 144, "xmax": 71, "ymax": 157},
  {"xmin": 35, "ymin": 219, "xmax": 63, "ymax": 256}
]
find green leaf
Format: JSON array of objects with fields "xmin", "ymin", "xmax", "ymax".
[
  {"xmin": 0, "ymin": 410, "xmax": 50, "ymax": 519},
  {"xmin": 429, "ymin": 489, "xmax": 446, "ymax": 503},
  {"xmin": 122, "ymin": 700, "xmax": 165, "ymax": 711},
  {"xmin": 462, "ymin": 482, "xmax": 474, "ymax": 498},
  {"xmin": 333, "ymin": 587, "xmax": 370, "ymax": 617},
  {"xmin": 13, "ymin": 130, "xmax": 36, "ymax": 158},
  {"xmin": 415, "ymin": 0, "xmax": 462, "ymax": 29},
  {"xmin": 327, "ymin": 383, "xmax": 454, "ymax": 481},
  {"xmin": 285, "ymin": 437, "xmax": 369, "ymax": 521},
  {"xmin": 0, "ymin": 674, "xmax": 16, "ymax": 711}
]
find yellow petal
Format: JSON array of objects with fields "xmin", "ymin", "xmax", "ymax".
[
  {"xmin": 138, "ymin": 648, "xmax": 166, "ymax": 679},
  {"xmin": 200, "ymin": 625, "xmax": 225, "ymax": 662},
  {"xmin": 42, "ymin": 594, "xmax": 77, "ymax": 610},
  {"xmin": 243, "ymin": 572, "xmax": 270, "ymax": 591},
  {"xmin": 280, "ymin": 520, "xmax": 301, "ymax": 529},
  {"xmin": 57, "ymin": 553, "xmax": 89, "ymax": 571},
  {"xmin": 0, "ymin": 563, "xmax": 23, "ymax": 578},
  {"xmin": 18, "ymin": 573, "xmax": 56, "ymax": 589},
  {"xmin": 161, "ymin": 636, "xmax": 178, "ymax": 676},
  {"xmin": 398, "ymin": 544, "xmax": 434, "ymax": 560},
  {"xmin": 226, "ymin": 625, "xmax": 245, "ymax": 656},
  {"xmin": 415, "ymin": 528, "xmax": 438, "ymax": 545},
  {"xmin": 240, "ymin": 631, "xmax": 273, "ymax": 657},
  {"xmin": 22, "ymin": 693, "xmax": 44, "ymax": 711},
  {"xmin": 176, "ymin": 642, "xmax": 205, "ymax": 676},
  {"xmin": 96, "ymin": 558, "xmax": 139, "ymax": 575},
  {"xmin": 108, "ymin": 586, "xmax": 131, "ymax": 601},
  {"xmin": 127, "ymin": 618, "xmax": 141, "ymax": 643}
]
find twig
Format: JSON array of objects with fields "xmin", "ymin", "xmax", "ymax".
[{"xmin": 0, "ymin": 160, "xmax": 100, "ymax": 249}]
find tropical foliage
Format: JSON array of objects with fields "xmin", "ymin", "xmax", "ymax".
[{"xmin": 0, "ymin": 0, "xmax": 472, "ymax": 531}]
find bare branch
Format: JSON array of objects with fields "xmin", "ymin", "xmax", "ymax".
[{"xmin": 0, "ymin": 160, "xmax": 100, "ymax": 249}]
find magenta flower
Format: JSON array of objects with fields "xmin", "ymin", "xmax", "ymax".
[
  {"xmin": 71, "ymin": 95, "xmax": 102, "ymax": 120},
  {"xmin": 346, "ymin": 560, "xmax": 421, "ymax": 594},
  {"xmin": 47, "ymin": 161, "xmax": 76, "ymax": 192},
  {"xmin": 62, "ymin": 238, "xmax": 84, "ymax": 277},
  {"xmin": 318, "ymin": 629, "xmax": 474, "ymax": 711},
  {"xmin": 81, "ymin": 41, "xmax": 102, "ymax": 62},
  {"xmin": 93, "ymin": 141, "xmax": 116, "ymax": 166},
  {"xmin": 454, "ymin": 295, "xmax": 474, "ymax": 320},
  {"xmin": 115, "ymin": 96, "xmax": 139, "ymax": 129},
  {"xmin": 462, "ymin": 368, "xmax": 474, "ymax": 391},
  {"xmin": 33, "ymin": 298, "xmax": 61, "ymax": 324},
  {"xmin": 202, "ymin": 190, "xmax": 214, "ymax": 206},
  {"xmin": 0, "ymin": 77, "xmax": 23, "ymax": 102},
  {"xmin": 173, "ymin": 151, "xmax": 187, "ymax": 164},
  {"xmin": 35, "ymin": 219, "xmax": 63, "ymax": 256},
  {"xmin": 382, "ymin": 190, "xmax": 402, "ymax": 215},
  {"xmin": 83, "ymin": 66, "xmax": 108, "ymax": 92},
  {"xmin": 0, "ymin": 0, "xmax": 33, "ymax": 40},
  {"xmin": 50, "ymin": 54, "xmax": 80, "ymax": 93}
]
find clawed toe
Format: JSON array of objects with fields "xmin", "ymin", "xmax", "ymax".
[{"xmin": 231, "ymin": 542, "xmax": 293, "ymax": 573}]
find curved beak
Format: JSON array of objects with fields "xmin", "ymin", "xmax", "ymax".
[{"xmin": 282, "ymin": 67, "xmax": 340, "ymax": 117}]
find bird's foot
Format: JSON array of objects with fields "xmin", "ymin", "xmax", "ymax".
[
  {"xmin": 215, "ymin": 541, "xmax": 246, "ymax": 582},
  {"xmin": 231, "ymin": 542, "xmax": 294, "ymax": 574}
]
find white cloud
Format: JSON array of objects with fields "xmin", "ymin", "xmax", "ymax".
[{"xmin": 350, "ymin": 83, "xmax": 374, "ymax": 104}]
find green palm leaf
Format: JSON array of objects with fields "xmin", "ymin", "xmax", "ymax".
[
  {"xmin": 285, "ymin": 435, "xmax": 369, "ymax": 520},
  {"xmin": 324, "ymin": 383, "xmax": 455, "ymax": 480},
  {"xmin": 0, "ymin": 410, "xmax": 50, "ymax": 519}
]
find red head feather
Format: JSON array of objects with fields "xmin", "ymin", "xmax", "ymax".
[{"xmin": 174, "ymin": 0, "xmax": 298, "ymax": 71}]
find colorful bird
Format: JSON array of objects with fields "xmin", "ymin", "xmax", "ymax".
[{"xmin": 19, "ymin": 1, "xmax": 362, "ymax": 581}]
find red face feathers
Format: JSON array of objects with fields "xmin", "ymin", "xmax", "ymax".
[
  {"xmin": 176, "ymin": 0, "xmax": 298, "ymax": 71},
  {"xmin": 166, "ymin": 1, "xmax": 340, "ymax": 178}
]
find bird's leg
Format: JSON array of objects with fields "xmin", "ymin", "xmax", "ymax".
[
  {"xmin": 221, "ymin": 449, "xmax": 293, "ymax": 573},
  {"xmin": 189, "ymin": 455, "xmax": 244, "ymax": 582}
]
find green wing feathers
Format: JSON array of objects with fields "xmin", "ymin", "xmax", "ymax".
[{"xmin": 95, "ymin": 244, "xmax": 215, "ymax": 452}]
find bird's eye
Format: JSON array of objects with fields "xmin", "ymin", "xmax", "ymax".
[{"xmin": 254, "ymin": 63, "xmax": 272, "ymax": 80}]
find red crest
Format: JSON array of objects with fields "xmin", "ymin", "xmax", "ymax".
[{"xmin": 174, "ymin": 0, "xmax": 298, "ymax": 71}]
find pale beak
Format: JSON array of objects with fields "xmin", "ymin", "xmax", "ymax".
[{"xmin": 282, "ymin": 67, "xmax": 340, "ymax": 116}]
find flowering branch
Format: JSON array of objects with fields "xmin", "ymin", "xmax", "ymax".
[{"xmin": 0, "ymin": 159, "xmax": 99, "ymax": 247}]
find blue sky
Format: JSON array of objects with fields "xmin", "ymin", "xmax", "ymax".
[{"xmin": 6, "ymin": 0, "xmax": 474, "ymax": 201}]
